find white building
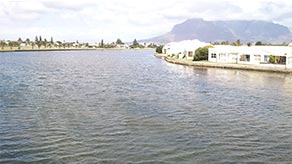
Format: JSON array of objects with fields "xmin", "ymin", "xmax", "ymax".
[
  {"xmin": 163, "ymin": 40, "xmax": 211, "ymax": 60},
  {"xmin": 208, "ymin": 45, "xmax": 292, "ymax": 67},
  {"xmin": 116, "ymin": 44, "xmax": 129, "ymax": 49}
]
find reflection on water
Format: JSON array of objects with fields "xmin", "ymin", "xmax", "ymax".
[{"xmin": 1, "ymin": 50, "xmax": 292, "ymax": 163}]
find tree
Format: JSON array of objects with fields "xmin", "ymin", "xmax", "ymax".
[
  {"xmin": 247, "ymin": 42, "xmax": 252, "ymax": 46},
  {"xmin": 8, "ymin": 41, "xmax": 15, "ymax": 50},
  {"xmin": 39, "ymin": 36, "xmax": 42, "ymax": 42},
  {"xmin": 56, "ymin": 41, "xmax": 62, "ymax": 48},
  {"xmin": 220, "ymin": 41, "xmax": 229, "ymax": 45},
  {"xmin": 255, "ymin": 41, "xmax": 263, "ymax": 46},
  {"xmin": 133, "ymin": 39, "xmax": 139, "ymax": 47},
  {"xmin": 132, "ymin": 39, "xmax": 139, "ymax": 48},
  {"xmin": 269, "ymin": 55, "xmax": 275, "ymax": 63},
  {"xmin": 35, "ymin": 36, "xmax": 41, "ymax": 48},
  {"xmin": 235, "ymin": 39, "xmax": 242, "ymax": 46},
  {"xmin": 155, "ymin": 45, "xmax": 163, "ymax": 53},
  {"xmin": 50, "ymin": 37, "xmax": 54, "ymax": 44},
  {"xmin": 43, "ymin": 38, "xmax": 48, "ymax": 48},
  {"xmin": 25, "ymin": 38, "xmax": 30, "ymax": 46},
  {"xmin": 17, "ymin": 37, "xmax": 22, "ymax": 43},
  {"xmin": 193, "ymin": 45, "xmax": 213, "ymax": 61},
  {"xmin": 31, "ymin": 42, "xmax": 35, "ymax": 49},
  {"xmin": 16, "ymin": 38, "xmax": 22, "ymax": 49},
  {"xmin": 100, "ymin": 39, "xmax": 104, "ymax": 48},
  {"xmin": 116, "ymin": 38, "xmax": 124, "ymax": 44},
  {"xmin": 0, "ymin": 40, "xmax": 6, "ymax": 49}
]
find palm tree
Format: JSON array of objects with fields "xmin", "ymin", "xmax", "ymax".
[{"xmin": 0, "ymin": 40, "xmax": 6, "ymax": 49}]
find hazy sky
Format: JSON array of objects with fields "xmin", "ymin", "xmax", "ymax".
[{"xmin": 0, "ymin": 0, "xmax": 292, "ymax": 42}]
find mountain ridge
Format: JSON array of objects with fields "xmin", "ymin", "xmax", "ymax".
[{"xmin": 142, "ymin": 18, "xmax": 292, "ymax": 44}]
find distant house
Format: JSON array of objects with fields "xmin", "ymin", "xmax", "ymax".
[
  {"xmin": 88, "ymin": 43, "xmax": 98, "ymax": 48},
  {"xmin": 116, "ymin": 44, "xmax": 129, "ymax": 49},
  {"xmin": 73, "ymin": 42, "xmax": 80, "ymax": 47},
  {"xmin": 162, "ymin": 40, "xmax": 211, "ymax": 60},
  {"xmin": 208, "ymin": 45, "xmax": 292, "ymax": 67}
]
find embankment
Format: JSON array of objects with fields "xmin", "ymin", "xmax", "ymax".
[{"xmin": 155, "ymin": 54, "xmax": 292, "ymax": 74}]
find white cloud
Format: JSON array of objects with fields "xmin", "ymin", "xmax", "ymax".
[{"xmin": 0, "ymin": 0, "xmax": 292, "ymax": 42}]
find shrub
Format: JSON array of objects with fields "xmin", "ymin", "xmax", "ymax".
[
  {"xmin": 269, "ymin": 55, "xmax": 275, "ymax": 63},
  {"xmin": 193, "ymin": 45, "xmax": 213, "ymax": 61},
  {"xmin": 155, "ymin": 45, "xmax": 163, "ymax": 53}
]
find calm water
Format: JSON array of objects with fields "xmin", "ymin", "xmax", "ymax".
[{"xmin": 1, "ymin": 50, "xmax": 292, "ymax": 163}]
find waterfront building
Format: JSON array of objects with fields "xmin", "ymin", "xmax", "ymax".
[
  {"xmin": 208, "ymin": 45, "xmax": 292, "ymax": 67},
  {"xmin": 162, "ymin": 40, "xmax": 210, "ymax": 60}
]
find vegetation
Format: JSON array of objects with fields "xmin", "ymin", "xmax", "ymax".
[
  {"xmin": 269, "ymin": 55, "xmax": 275, "ymax": 63},
  {"xmin": 155, "ymin": 45, "xmax": 163, "ymax": 53},
  {"xmin": 211, "ymin": 40, "xmax": 289, "ymax": 46},
  {"xmin": 193, "ymin": 45, "xmax": 213, "ymax": 61},
  {"xmin": 131, "ymin": 39, "xmax": 139, "ymax": 48},
  {"xmin": 255, "ymin": 41, "xmax": 263, "ymax": 45},
  {"xmin": 116, "ymin": 38, "xmax": 124, "ymax": 45},
  {"xmin": 0, "ymin": 36, "xmax": 157, "ymax": 51}
]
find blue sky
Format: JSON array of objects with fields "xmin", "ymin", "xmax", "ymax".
[{"xmin": 0, "ymin": 0, "xmax": 292, "ymax": 43}]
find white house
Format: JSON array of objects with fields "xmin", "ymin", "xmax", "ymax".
[
  {"xmin": 208, "ymin": 45, "xmax": 292, "ymax": 67},
  {"xmin": 116, "ymin": 44, "xmax": 129, "ymax": 49},
  {"xmin": 163, "ymin": 40, "xmax": 211, "ymax": 60}
]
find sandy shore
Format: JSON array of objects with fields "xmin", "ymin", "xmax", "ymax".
[{"xmin": 155, "ymin": 53, "xmax": 292, "ymax": 74}]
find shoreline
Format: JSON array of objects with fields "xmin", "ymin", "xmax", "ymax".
[
  {"xmin": 155, "ymin": 53, "xmax": 292, "ymax": 74},
  {"xmin": 0, "ymin": 48, "xmax": 154, "ymax": 53}
]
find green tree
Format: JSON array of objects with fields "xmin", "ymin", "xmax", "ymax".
[
  {"xmin": 43, "ymin": 38, "xmax": 48, "ymax": 48},
  {"xmin": 116, "ymin": 38, "xmax": 124, "ymax": 44},
  {"xmin": 100, "ymin": 39, "xmax": 104, "ymax": 48},
  {"xmin": 17, "ymin": 37, "xmax": 22, "ymax": 43},
  {"xmin": 193, "ymin": 45, "xmax": 213, "ymax": 61},
  {"xmin": 269, "ymin": 55, "xmax": 275, "ymax": 63},
  {"xmin": 35, "ymin": 36, "xmax": 41, "ymax": 49},
  {"xmin": 155, "ymin": 45, "xmax": 163, "ymax": 53},
  {"xmin": 56, "ymin": 41, "xmax": 62, "ymax": 48},
  {"xmin": 235, "ymin": 39, "xmax": 242, "ymax": 46},
  {"xmin": 8, "ymin": 41, "xmax": 15, "ymax": 50},
  {"xmin": 255, "ymin": 41, "xmax": 263, "ymax": 46},
  {"xmin": 36, "ymin": 41, "xmax": 42, "ymax": 49},
  {"xmin": 31, "ymin": 42, "xmax": 35, "ymax": 49},
  {"xmin": 50, "ymin": 37, "xmax": 54, "ymax": 44},
  {"xmin": 132, "ymin": 39, "xmax": 139, "ymax": 48},
  {"xmin": 0, "ymin": 40, "xmax": 6, "ymax": 49},
  {"xmin": 16, "ymin": 38, "xmax": 22, "ymax": 49},
  {"xmin": 25, "ymin": 38, "xmax": 30, "ymax": 46}
]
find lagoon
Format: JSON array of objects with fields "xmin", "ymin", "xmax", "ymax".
[{"xmin": 1, "ymin": 50, "xmax": 292, "ymax": 163}]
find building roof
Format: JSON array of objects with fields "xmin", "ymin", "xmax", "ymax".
[{"xmin": 163, "ymin": 39, "xmax": 211, "ymax": 54}]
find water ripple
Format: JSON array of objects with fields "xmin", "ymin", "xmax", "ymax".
[{"xmin": 1, "ymin": 50, "xmax": 292, "ymax": 163}]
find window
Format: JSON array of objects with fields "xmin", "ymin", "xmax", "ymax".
[
  {"xmin": 254, "ymin": 55, "xmax": 261, "ymax": 62},
  {"xmin": 211, "ymin": 53, "xmax": 216, "ymax": 58},
  {"xmin": 239, "ymin": 54, "xmax": 250, "ymax": 62},
  {"xmin": 188, "ymin": 51, "xmax": 193, "ymax": 57},
  {"xmin": 264, "ymin": 55, "xmax": 270, "ymax": 62}
]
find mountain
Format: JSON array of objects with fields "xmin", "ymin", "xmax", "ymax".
[{"xmin": 143, "ymin": 18, "xmax": 292, "ymax": 44}]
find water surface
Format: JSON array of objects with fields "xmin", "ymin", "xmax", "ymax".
[{"xmin": 1, "ymin": 50, "xmax": 292, "ymax": 163}]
